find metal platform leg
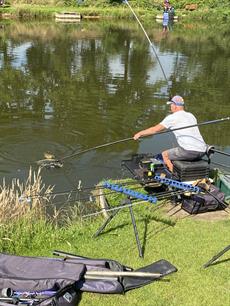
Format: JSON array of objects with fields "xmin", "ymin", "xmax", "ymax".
[
  {"xmin": 93, "ymin": 197, "xmax": 143, "ymax": 258},
  {"xmin": 93, "ymin": 208, "xmax": 120, "ymax": 238},
  {"xmin": 128, "ymin": 199, "xmax": 143, "ymax": 258}
]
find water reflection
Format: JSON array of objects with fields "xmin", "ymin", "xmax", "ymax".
[{"xmin": 0, "ymin": 20, "xmax": 229, "ymax": 192}]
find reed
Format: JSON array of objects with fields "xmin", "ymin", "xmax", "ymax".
[{"xmin": 0, "ymin": 168, "xmax": 53, "ymax": 223}]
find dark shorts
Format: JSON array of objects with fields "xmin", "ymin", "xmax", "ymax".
[{"xmin": 167, "ymin": 147, "xmax": 206, "ymax": 161}]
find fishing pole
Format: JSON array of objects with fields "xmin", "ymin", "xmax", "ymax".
[
  {"xmin": 26, "ymin": 180, "xmax": 182, "ymax": 209},
  {"xmin": 24, "ymin": 184, "xmax": 152, "ymax": 206},
  {"xmin": 202, "ymin": 159, "xmax": 230, "ymax": 169},
  {"xmin": 61, "ymin": 137, "xmax": 132, "ymax": 161},
  {"xmin": 82, "ymin": 189, "xmax": 185, "ymax": 219},
  {"xmin": 209, "ymin": 148, "xmax": 230, "ymax": 158},
  {"xmin": 19, "ymin": 180, "xmax": 141, "ymax": 201},
  {"xmin": 82, "ymin": 180, "xmax": 228, "ymax": 218},
  {"xmin": 123, "ymin": 0, "xmax": 169, "ymax": 87},
  {"xmin": 51, "ymin": 116, "xmax": 229, "ymax": 164}
]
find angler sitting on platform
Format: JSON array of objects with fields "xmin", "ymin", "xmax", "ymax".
[{"xmin": 133, "ymin": 95, "xmax": 207, "ymax": 172}]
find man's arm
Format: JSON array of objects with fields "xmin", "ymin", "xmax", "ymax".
[{"xmin": 133, "ymin": 124, "xmax": 166, "ymax": 140}]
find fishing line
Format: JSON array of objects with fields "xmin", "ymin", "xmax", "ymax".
[{"xmin": 124, "ymin": 0, "xmax": 170, "ymax": 89}]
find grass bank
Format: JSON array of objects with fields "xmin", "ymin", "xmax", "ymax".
[
  {"xmin": 0, "ymin": 4, "xmax": 154, "ymax": 19},
  {"xmin": 0, "ymin": 173, "xmax": 229, "ymax": 305},
  {"xmin": 2, "ymin": 203, "xmax": 230, "ymax": 305},
  {"xmin": 0, "ymin": 2, "xmax": 230, "ymax": 21}
]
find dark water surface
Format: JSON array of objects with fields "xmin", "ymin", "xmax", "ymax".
[{"xmin": 0, "ymin": 19, "xmax": 229, "ymax": 194}]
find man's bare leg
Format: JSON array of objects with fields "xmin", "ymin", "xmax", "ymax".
[{"xmin": 162, "ymin": 150, "xmax": 173, "ymax": 172}]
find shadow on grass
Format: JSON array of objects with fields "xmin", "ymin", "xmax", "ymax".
[
  {"xmin": 204, "ymin": 256, "xmax": 230, "ymax": 268},
  {"xmin": 93, "ymin": 220, "xmax": 131, "ymax": 236},
  {"xmin": 93, "ymin": 210, "xmax": 176, "ymax": 257},
  {"xmin": 93, "ymin": 212, "xmax": 175, "ymax": 236}
]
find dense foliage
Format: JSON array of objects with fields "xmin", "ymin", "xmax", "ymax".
[{"xmin": 7, "ymin": 0, "xmax": 230, "ymax": 9}]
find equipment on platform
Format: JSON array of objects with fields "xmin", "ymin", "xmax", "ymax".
[
  {"xmin": 181, "ymin": 184, "xmax": 226, "ymax": 214},
  {"xmin": 121, "ymin": 154, "xmax": 170, "ymax": 186},
  {"xmin": 121, "ymin": 154, "xmax": 229, "ymax": 215}
]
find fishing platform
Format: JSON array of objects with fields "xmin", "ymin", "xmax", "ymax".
[
  {"xmin": 93, "ymin": 153, "xmax": 229, "ymax": 257},
  {"xmin": 121, "ymin": 153, "xmax": 228, "ymax": 211}
]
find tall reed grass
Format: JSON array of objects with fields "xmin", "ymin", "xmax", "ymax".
[{"xmin": 0, "ymin": 168, "xmax": 53, "ymax": 223}]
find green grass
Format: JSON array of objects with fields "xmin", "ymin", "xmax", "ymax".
[
  {"xmin": 0, "ymin": 4, "xmax": 153, "ymax": 18},
  {"xmin": 1, "ymin": 191, "xmax": 229, "ymax": 306}
]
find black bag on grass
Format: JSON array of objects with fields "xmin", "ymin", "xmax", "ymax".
[{"xmin": 181, "ymin": 184, "xmax": 226, "ymax": 214}]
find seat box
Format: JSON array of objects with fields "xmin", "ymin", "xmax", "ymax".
[{"xmin": 172, "ymin": 160, "xmax": 210, "ymax": 181}]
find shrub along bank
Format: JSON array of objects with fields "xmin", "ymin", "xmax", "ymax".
[
  {"xmin": 1, "ymin": 0, "xmax": 230, "ymax": 20},
  {"xmin": 5, "ymin": 0, "xmax": 230, "ymax": 9}
]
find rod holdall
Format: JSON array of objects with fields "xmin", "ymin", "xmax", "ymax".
[
  {"xmin": 53, "ymin": 250, "xmax": 177, "ymax": 293},
  {"xmin": 0, "ymin": 251, "xmax": 178, "ymax": 303},
  {"xmin": 0, "ymin": 253, "xmax": 85, "ymax": 306}
]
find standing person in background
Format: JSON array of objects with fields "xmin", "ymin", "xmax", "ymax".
[
  {"xmin": 169, "ymin": 6, "xmax": 175, "ymax": 19},
  {"xmin": 133, "ymin": 96, "xmax": 207, "ymax": 172},
  {"xmin": 162, "ymin": 7, "xmax": 169, "ymax": 32}
]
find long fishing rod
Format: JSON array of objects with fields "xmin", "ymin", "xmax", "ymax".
[
  {"xmin": 210, "ymin": 148, "xmax": 230, "ymax": 158},
  {"xmin": 82, "ymin": 189, "xmax": 185, "ymax": 219},
  {"xmin": 123, "ymin": 0, "xmax": 169, "ymax": 87},
  {"xmin": 57, "ymin": 116, "xmax": 229, "ymax": 162},
  {"xmin": 61, "ymin": 137, "xmax": 132, "ymax": 161},
  {"xmin": 20, "ymin": 180, "xmax": 141, "ymax": 201},
  {"xmin": 51, "ymin": 188, "xmax": 184, "ymax": 208},
  {"xmin": 206, "ymin": 160, "xmax": 230, "ymax": 169}
]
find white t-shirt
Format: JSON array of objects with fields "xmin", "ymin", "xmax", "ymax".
[{"xmin": 160, "ymin": 110, "xmax": 207, "ymax": 152}]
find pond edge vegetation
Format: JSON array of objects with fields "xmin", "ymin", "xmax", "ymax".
[{"xmin": 0, "ymin": 0, "xmax": 230, "ymax": 22}]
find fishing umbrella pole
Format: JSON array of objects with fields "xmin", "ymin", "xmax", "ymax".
[{"xmin": 38, "ymin": 116, "xmax": 229, "ymax": 168}]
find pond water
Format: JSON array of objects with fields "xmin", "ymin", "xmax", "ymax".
[{"xmin": 0, "ymin": 18, "xmax": 229, "ymax": 197}]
